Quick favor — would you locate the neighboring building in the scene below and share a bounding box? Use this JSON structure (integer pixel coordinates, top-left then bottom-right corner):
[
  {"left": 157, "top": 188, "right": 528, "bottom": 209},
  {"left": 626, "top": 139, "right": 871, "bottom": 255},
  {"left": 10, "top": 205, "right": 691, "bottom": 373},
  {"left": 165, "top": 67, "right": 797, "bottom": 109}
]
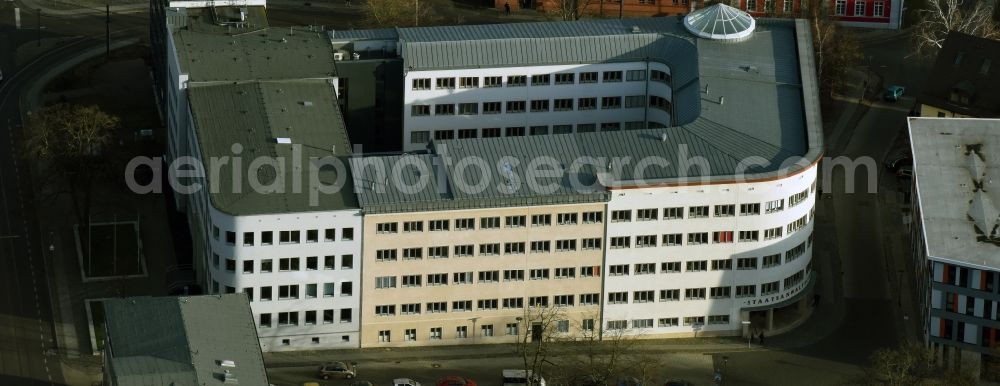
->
[
  {"left": 909, "top": 117, "right": 1000, "bottom": 378},
  {"left": 340, "top": 3, "right": 821, "bottom": 344},
  {"left": 102, "top": 294, "right": 268, "bottom": 386},
  {"left": 155, "top": 5, "right": 363, "bottom": 350},
  {"left": 918, "top": 32, "right": 1000, "bottom": 119},
  {"left": 823, "top": 0, "right": 901, "bottom": 29}
]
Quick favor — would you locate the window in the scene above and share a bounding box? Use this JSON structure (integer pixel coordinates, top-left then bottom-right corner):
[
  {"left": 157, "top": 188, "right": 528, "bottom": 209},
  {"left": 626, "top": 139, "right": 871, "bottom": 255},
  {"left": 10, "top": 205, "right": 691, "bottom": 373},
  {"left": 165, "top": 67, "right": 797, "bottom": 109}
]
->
[
  {"left": 278, "top": 312, "right": 298, "bottom": 326},
  {"left": 662, "top": 233, "right": 682, "bottom": 246},
  {"left": 530, "top": 125, "right": 549, "bottom": 135},
  {"left": 505, "top": 323, "right": 518, "bottom": 336},
  {"left": 661, "top": 262, "right": 681, "bottom": 273},
  {"left": 479, "top": 243, "right": 500, "bottom": 256},
  {"left": 503, "top": 297, "right": 524, "bottom": 309},
  {"left": 739, "top": 230, "right": 759, "bottom": 242},
  {"left": 378, "top": 330, "right": 391, "bottom": 342},
  {"left": 259, "top": 313, "right": 272, "bottom": 328},
  {"left": 530, "top": 269, "right": 550, "bottom": 280},
  {"left": 530, "top": 99, "right": 550, "bottom": 112},
  {"left": 577, "top": 97, "right": 597, "bottom": 110},
  {"left": 278, "top": 231, "right": 300, "bottom": 244},
  {"left": 583, "top": 211, "right": 603, "bottom": 223},
  {"left": 428, "top": 220, "right": 449, "bottom": 232},
  {"left": 555, "top": 73, "right": 575, "bottom": 84},
  {"left": 737, "top": 257, "right": 758, "bottom": 270},
  {"left": 278, "top": 257, "right": 300, "bottom": 271},
  {"left": 581, "top": 266, "right": 599, "bottom": 277},
  {"left": 761, "top": 281, "right": 780, "bottom": 295},
  {"left": 853, "top": 0, "right": 864, "bottom": 16},
  {"left": 765, "top": 199, "right": 784, "bottom": 213},
  {"left": 531, "top": 241, "right": 551, "bottom": 253},
  {"left": 412, "top": 78, "right": 431, "bottom": 90},
  {"left": 242, "top": 260, "right": 253, "bottom": 274},
  {"left": 506, "top": 101, "right": 526, "bottom": 113},
  {"left": 626, "top": 69, "right": 646, "bottom": 81},
  {"left": 261, "top": 231, "right": 273, "bottom": 245},
  {"left": 459, "top": 76, "right": 479, "bottom": 88},
  {"left": 503, "top": 269, "right": 524, "bottom": 281},
  {"left": 446, "top": 300, "right": 471, "bottom": 312},
  {"left": 740, "top": 203, "right": 760, "bottom": 215},
  {"left": 375, "top": 305, "right": 395, "bottom": 316},
  {"left": 687, "top": 232, "right": 708, "bottom": 245},
  {"left": 402, "top": 247, "right": 422, "bottom": 260},
  {"left": 260, "top": 286, "right": 272, "bottom": 301},
  {"left": 411, "top": 105, "right": 430, "bottom": 116},
  {"left": 481, "top": 324, "right": 494, "bottom": 337},
  {"left": 484, "top": 76, "right": 502, "bottom": 87},
  {"left": 507, "top": 75, "right": 527, "bottom": 86},
  {"left": 456, "top": 326, "right": 468, "bottom": 338},
  {"left": 787, "top": 215, "right": 808, "bottom": 234},
  {"left": 636, "top": 235, "right": 657, "bottom": 248},
  {"left": 685, "top": 288, "right": 706, "bottom": 300},
  {"left": 789, "top": 190, "right": 809, "bottom": 207},
  {"left": 401, "top": 275, "right": 421, "bottom": 287},
  {"left": 427, "top": 273, "right": 448, "bottom": 286},
  {"left": 341, "top": 282, "right": 353, "bottom": 296},
  {"left": 658, "top": 317, "right": 679, "bottom": 327},
  {"left": 582, "top": 238, "right": 601, "bottom": 250},
  {"left": 714, "top": 204, "right": 735, "bottom": 217},
  {"left": 553, "top": 124, "right": 573, "bottom": 134},
  {"left": 784, "top": 0, "right": 793, "bottom": 13},
  {"left": 427, "top": 301, "right": 447, "bottom": 313},
  {"left": 410, "top": 131, "right": 429, "bottom": 144},
  {"left": 505, "top": 242, "right": 526, "bottom": 254},
  {"left": 376, "top": 222, "right": 397, "bottom": 234},
  {"left": 505, "top": 215, "right": 526, "bottom": 228},
  {"left": 478, "top": 270, "right": 500, "bottom": 283},
  {"left": 572, "top": 294, "right": 597, "bottom": 307},
  {"left": 607, "top": 320, "right": 627, "bottom": 330},
  {"left": 404, "top": 329, "right": 416, "bottom": 341},
  {"left": 634, "top": 208, "right": 658, "bottom": 221},
  {"left": 660, "top": 289, "right": 680, "bottom": 301},
  {"left": 763, "top": 227, "right": 783, "bottom": 240},
  {"left": 554, "top": 295, "right": 574, "bottom": 307},
  {"left": 434, "top": 104, "right": 455, "bottom": 116},
  {"left": 710, "top": 286, "right": 731, "bottom": 299},
  {"left": 624, "top": 95, "right": 645, "bottom": 108},
  {"left": 746, "top": 0, "right": 757, "bottom": 10},
  {"left": 736, "top": 285, "right": 756, "bottom": 298},
  {"left": 531, "top": 214, "right": 552, "bottom": 226},
  {"left": 711, "top": 259, "right": 732, "bottom": 271},
  {"left": 458, "top": 103, "right": 478, "bottom": 115},
  {"left": 525, "top": 296, "right": 547, "bottom": 308},
  {"left": 305, "top": 283, "right": 317, "bottom": 298},
  {"left": 554, "top": 267, "right": 575, "bottom": 278},
  {"left": 322, "top": 229, "right": 335, "bottom": 242},
  {"left": 784, "top": 270, "right": 806, "bottom": 288},
  {"left": 278, "top": 285, "right": 299, "bottom": 299},
  {"left": 580, "top": 72, "right": 598, "bottom": 83},
  {"left": 786, "top": 242, "right": 807, "bottom": 263},
  {"left": 480, "top": 216, "right": 500, "bottom": 229},
  {"left": 633, "top": 290, "right": 655, "bottom": 303},
  {"left": 610, "top": 236, "right": 631, "bottom": 249},
  {"left": 650, "top": 70, "right": 671, "bottom": 84},
  {"left": 376, "top": 249, "right": 397, "bottom": 262},
  {"left": 224, "top": 258, "right": 235, "bottom": 272},
  {"left": 400, "top": 303, "right": 420, "bottom": 315},
  {"left": 602, "top": 71, "right": 623, "bottom": 82},
  {"left": 555, "top": 239, "right": 577, "bottom": 251},
  {"left": 713, "top": 231, "right": 734, "bottom": 243},
  {"left": 530, "top": 74, "right": 550, "bottom": 86},
  {"left": 436, "top": 77, "right": 455, "bottom": 89},
  {"left": 708, "top": 315, "right": 730, "bottom": 325},
  {"left": 763, "top": 254, "right": 781, "bottom": 268},
  {"left": 453, "top": 272, "right": 473, "bottom": 284},
  {"left": 454, "top": 245, "right": 474, "bottom": 257},
  {"left": 689, "top": 206, "right": 709, "bottom": 218},
  {"left": 601, "top": 96, "right": 622, "bottom": 109},
  {"left": 686, "top": 260, "right": 707, "bottom": 272},
  {"left": 611, "top": 210, "right": 631, "bottom": 222},
  {"left": 554, "top": 98, "right": 574, "bottom": 111},
  {"left": 764, "top": 0, "right": 773, "bottom": 12},
  {"left": 341, "top": 255, "right": 353, "bottom": 269},
  {"left": 342, "top": 228, "right": 354, "bottom": 241},
  {"left": 609, "top": 292, "right": 628, "bottom": 304},
  {"left": 505, "top": 127, "right": 525, "bottom": 136},
  {"left": 243, "top": 232, "right": 254, "bottom": 246},
  {"left": 260, "top": 259, "right": 273, "bottom": 273}
]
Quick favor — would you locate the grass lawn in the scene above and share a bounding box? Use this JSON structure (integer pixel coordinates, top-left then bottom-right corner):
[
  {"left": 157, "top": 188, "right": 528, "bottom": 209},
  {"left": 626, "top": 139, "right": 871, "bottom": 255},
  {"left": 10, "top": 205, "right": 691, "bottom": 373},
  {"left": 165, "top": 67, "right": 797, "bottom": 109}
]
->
[
  {"left": 81, "top": 223, "right": 142, "bottom": 278},
  {"left": 88, "top": 300, "right": 106, "bottom": 352}
]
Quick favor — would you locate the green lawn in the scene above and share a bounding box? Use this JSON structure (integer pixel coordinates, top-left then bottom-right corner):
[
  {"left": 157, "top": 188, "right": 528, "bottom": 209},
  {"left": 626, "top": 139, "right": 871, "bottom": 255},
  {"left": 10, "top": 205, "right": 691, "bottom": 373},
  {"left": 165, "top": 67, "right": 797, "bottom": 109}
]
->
[{"left": 81, "top": 223, "right": 142, "bottom": 278}]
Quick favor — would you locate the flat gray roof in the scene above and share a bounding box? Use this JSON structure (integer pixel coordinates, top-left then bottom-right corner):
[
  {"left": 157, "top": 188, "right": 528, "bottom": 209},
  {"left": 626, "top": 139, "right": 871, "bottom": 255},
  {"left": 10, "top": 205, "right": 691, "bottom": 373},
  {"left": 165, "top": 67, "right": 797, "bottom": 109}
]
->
[
  {"left": 910, "top": 118, "right": 1000, "bottom": 270},
  {"left": 104, "top": 294, "right": 268, "bottom": 386}
]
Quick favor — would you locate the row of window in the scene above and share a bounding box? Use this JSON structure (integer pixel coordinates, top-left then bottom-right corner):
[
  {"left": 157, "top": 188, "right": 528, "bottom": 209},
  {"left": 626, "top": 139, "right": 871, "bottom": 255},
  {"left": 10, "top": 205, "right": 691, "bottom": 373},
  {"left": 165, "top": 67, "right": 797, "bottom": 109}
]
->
[
  {"left": 374, "top": 294, "right": 601, "bottom": 316},
  {"left": 743, "top": 0, "right": 793, "bottom": 13},
  {"left": 410, "top": 69, "right": 670, "bottom": 91},
  {"left": 377, "top": 319, "right": 591, "bottom": 342},
  {"left": 213, "top": 254, "right": 354, "bottom": 273},
  {"left": 608, "top": 217, "right": 809, "bottom": 249},
  {"left": 374, "top": 267, "right": 601, "bottom": 288},
  {"left": 375, "top": 212, "right": 603, "bottom": 234},
  {"left": 607, "top": 242, "right": 808, "bottom": 275},
  {"left": 374, "top": 239, "right": 604, "bottom": 260},
  {"left": 409, "top": 121, "right": 667, "bottom": 143},
  {"left": 606, "top": 270, "right": 806, "bottom": 304},
  {"left": 609, "top": 198, "right": 807, "bottom": 223},
  {"left": 258, "top": 308, "right": 354, "bottom": 328},
  {"left": 410, "top": 95, "right": 670, "bottom": 117},
  {"left": 212, "top": 226, "right": 355, "bottom": 246},
  {"left": 829, "top": 0, "right": 887, "bottom": 17},
  {"left": 607, "top": 315, "right": 730, "bottom": 330},
  {"left": 244, "top": 282, "right": 354, "bottom": 302}
]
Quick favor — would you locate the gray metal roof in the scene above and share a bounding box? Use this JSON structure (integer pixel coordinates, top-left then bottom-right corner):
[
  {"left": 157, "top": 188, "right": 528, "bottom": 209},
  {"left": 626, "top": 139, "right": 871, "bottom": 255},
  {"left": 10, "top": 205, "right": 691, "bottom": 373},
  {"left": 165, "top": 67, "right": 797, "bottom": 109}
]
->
[
  {"left": 104, "top": 294, "right": 268, "bottom": 386},
  {"left": 350, "top": 19, "right": 821, "bottom": 213},
  {"left": 187, "top": 80, "right": 358, "bottom": 215},
  {"left": 909, "top": 118, "right": 1000, "bottom": 270}
]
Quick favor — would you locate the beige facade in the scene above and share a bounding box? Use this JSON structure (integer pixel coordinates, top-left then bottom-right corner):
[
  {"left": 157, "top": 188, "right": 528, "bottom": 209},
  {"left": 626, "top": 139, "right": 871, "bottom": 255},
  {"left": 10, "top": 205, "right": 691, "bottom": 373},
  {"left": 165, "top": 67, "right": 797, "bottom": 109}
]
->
[
  {"left": 360, "top": 202, "right": 606, "bottom": 347},
  {"left": 920, "top": 103, "right": 973, "bottom": 119}
]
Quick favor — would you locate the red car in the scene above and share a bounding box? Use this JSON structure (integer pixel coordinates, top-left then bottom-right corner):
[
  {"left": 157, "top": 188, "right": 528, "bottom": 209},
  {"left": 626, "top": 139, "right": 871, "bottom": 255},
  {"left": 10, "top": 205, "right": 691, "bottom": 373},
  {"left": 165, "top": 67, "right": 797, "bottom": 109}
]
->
[{"left": 436, "top": 376, "right": 477, "bottom": 386}]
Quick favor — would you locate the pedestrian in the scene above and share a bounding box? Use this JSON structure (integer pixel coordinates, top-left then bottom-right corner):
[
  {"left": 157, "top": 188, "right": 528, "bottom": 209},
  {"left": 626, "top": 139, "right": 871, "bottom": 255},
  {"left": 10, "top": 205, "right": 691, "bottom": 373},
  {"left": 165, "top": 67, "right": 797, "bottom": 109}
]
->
[
  {"left": 504, "top": 0, "right": 511, "bottom": 16},
  {"left": 758, "top": 331, "right": 765, "bottom": 344}
]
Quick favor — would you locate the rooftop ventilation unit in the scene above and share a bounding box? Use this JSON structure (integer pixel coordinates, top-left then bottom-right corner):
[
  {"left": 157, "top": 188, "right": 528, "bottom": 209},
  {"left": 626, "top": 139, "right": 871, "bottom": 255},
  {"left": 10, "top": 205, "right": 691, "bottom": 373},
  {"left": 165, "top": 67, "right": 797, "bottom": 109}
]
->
[
  {"left": 220, "top": 359, "right": 236, "bottom": 368},
  {"left": 334, "top": 52, "right": 345, "bottom": 61},
  {"left": 301, "top": 101, "right": 314, "bottom": 107},
  {"left": 631, "top": 26, "right": 640, "bottom": 33},
  {"left": 352, "top": 52, "right": 361, "bottom": 60},
  {"left": 223, "top": 370, "right": 239, "bottom": 384},
  {"left": 276, "top": 137, "right": 292, "bottom": 144}
]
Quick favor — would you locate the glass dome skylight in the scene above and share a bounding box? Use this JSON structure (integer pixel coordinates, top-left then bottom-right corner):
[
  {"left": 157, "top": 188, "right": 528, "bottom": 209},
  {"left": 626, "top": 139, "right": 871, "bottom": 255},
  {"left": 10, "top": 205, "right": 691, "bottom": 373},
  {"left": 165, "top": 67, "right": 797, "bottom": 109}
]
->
[{"left": 683, "top": 3, "right": 756, "bottom": 41}]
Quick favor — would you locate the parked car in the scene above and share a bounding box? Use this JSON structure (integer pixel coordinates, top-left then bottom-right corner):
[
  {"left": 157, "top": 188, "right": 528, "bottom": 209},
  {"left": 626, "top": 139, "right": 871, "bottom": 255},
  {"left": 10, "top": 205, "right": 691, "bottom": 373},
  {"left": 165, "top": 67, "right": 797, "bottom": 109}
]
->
[
  {"left": 502, "top": 369, "right": 546, "bottom": 386},
  {"left": 884, "top": 155, "right": 912, "bottom": 172},
  {"left": 884, "top": 85, "right": 906, "bottom": 101},
  {"left": 395, "top": 378, "right": 422, "bottom": 386},
  {"left": 437, "top": 376, "right": 477, "bottom": 386},
  {"left": 317, "top": 361, "right": 356, "bottom": 379}
]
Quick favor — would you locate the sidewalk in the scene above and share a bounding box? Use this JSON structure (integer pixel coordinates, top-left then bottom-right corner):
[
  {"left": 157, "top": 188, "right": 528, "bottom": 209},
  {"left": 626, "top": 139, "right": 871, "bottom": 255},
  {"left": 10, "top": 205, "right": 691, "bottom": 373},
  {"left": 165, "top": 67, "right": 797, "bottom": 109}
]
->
[{"left": 14, "top": 0, "right": 146, "bottom": 17}]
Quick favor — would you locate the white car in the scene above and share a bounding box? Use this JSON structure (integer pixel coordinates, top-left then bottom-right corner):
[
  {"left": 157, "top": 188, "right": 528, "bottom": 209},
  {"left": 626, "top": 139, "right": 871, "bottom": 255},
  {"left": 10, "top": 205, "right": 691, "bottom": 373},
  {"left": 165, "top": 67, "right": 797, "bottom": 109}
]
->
[
  {"left": 502, "top": 370, "right": 546, "bottom": 386},
  {"left": 395, "top": 378, "right": 422, "bottom": 386}
]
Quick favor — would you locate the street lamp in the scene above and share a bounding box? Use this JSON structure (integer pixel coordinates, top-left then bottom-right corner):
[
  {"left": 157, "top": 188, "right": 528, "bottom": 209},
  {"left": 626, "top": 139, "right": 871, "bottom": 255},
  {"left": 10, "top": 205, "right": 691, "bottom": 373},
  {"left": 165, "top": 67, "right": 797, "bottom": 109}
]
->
[
  {"left": 741, "top": 320, "right": 752, "bottom": 349},
  {"left": 515, "top": 316, "right": 523, "bottom": 344},
  {"left": 470, "top": 317, "right": 479, "bottom": 344}
]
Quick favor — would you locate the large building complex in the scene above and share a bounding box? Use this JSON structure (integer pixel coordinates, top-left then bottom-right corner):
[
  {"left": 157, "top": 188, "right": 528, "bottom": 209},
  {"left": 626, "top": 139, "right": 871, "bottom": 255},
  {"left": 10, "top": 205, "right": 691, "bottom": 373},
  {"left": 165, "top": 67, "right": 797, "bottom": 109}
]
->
[
  {"left": 153, "top": 0, "right": 821, "bottom": 350},
  {"left": 909, "top": 118, "right": 1000, "bottom": 378}
]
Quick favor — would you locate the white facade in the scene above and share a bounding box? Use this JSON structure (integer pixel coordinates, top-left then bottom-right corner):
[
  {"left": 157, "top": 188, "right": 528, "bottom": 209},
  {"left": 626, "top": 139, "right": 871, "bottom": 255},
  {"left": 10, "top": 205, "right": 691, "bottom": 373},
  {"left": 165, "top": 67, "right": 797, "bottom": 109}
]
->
[
  {"left": 603, "top": 164, "right": 818, "bottom": 336},
  {"left": 401, "top": 62, "right": 674, "bottom": 152},
  {"left": 205, "top": 208, "right": 363, "bottom": 351}
]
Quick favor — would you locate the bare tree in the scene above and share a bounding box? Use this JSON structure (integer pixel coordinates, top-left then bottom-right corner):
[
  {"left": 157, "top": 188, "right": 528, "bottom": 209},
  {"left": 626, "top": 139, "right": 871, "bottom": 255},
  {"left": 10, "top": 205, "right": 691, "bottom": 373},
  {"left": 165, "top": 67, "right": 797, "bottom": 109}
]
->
[
  {"left": 801, "top": 0, "right": 862, "bottom": 95},
  {"left": 516, "top": 306, "right": 568, "bottom": 385},
  {"left": 913, "top": 0, "right": 1000, "bottom": 57},
  {"left": 855, "top": 342, "right": 976, "bottom": 386},
  {"left": 549, "top": 0, "right": 597, "bottom": 21},
  {"left": 560, "top": 316, "right": 660, "bottom": 385},
  {"left": 364, "top": 0, "right": 450, "bottom": 27},
  {"left": 20, "top": 104, "right": 120, "bottom": 260}
]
